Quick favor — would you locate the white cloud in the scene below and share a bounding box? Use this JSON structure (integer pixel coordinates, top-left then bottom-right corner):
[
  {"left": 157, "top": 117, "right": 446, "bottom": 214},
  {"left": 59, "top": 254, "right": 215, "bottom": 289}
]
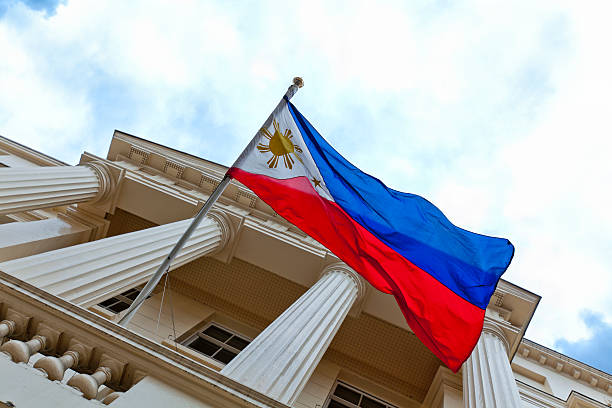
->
[{"left": 0, "top": 0, "right": 610, "bottom": 354}]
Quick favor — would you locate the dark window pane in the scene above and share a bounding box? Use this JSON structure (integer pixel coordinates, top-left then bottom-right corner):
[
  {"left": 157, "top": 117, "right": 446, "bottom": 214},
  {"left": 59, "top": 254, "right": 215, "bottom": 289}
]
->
[
  {"left": 99, "top": 298, "right": 118, "bottom": 307},
  {"left": 214, "top": 348, "right": 237, "bottom": 364},
  {"left": 187, "top": 337, "right": 219, "bottom": 356},
  {"left": 108, "top": 301, "right": 130, "bottom": 313},
  {"left": 334, "top": 385, "right": 361, "bottom": 405},
  {"left": 123, "top": 290, "right": 140, "bottom": 300},
  {"left": 329, "top": 400, "right": 351, "bottom": 408},
  {"left": 360, "top": 396, "right": 385, "bottom": 408},
  {"left": 227, "top": 336, "right": 250, "bottom": 350},
  {"left": 203, "top": 325, "right": 232, "bottom": 342}
]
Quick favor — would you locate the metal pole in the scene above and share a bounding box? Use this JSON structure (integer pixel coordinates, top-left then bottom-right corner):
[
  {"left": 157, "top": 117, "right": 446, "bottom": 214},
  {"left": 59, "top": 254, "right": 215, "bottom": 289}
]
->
[
  {"left": 118, "top": 77, "right": 303, "bottom": 326},
  {"left": 118, "top": 175, "right": 231, "bottom": 326}
]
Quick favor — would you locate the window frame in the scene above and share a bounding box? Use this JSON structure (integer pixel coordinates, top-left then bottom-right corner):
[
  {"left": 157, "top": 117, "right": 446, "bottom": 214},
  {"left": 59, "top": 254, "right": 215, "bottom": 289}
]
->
[
  {"left": 323, "top": 381, "right": 397, "bottom": 408},
  {"left": 181, "top": 322, "right": 251, "bottom": 365},
  {"left": 97, "top": 287, "right": 143, "bottom": 314}
]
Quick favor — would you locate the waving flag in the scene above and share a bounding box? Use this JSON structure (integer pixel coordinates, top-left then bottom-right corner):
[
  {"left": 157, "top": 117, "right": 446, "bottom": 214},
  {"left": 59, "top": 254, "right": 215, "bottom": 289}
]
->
[{"left": 227, "top": 96, "right": 514, "bottom": 371}]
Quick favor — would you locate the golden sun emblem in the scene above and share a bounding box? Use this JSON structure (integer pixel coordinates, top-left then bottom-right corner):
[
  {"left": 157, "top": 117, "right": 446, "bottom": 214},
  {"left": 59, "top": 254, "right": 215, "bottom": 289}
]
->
[{"left": 257, "top": 120, "right": 304, "bottom": 169}]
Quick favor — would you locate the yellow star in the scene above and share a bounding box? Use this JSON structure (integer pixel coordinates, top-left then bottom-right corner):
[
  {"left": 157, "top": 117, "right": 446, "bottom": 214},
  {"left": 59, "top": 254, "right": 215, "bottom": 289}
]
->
[{"left": 311, "top": 177, "right": 322, "bottom": 188}]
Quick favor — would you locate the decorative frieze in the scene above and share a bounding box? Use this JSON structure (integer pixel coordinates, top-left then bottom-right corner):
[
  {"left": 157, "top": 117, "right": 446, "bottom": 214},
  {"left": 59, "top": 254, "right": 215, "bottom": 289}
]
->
[
  {"left": 128, "top": 146, "right": 150, "bottom": 165},
  {"left": 235, "top": 190, "right": 257, "bottom": 208},
  {"left": 199, "top": 174, "right": 219, "bottom": 191},
  {"left": 163, "top": 160, "right": 185, "bottom": 179}
]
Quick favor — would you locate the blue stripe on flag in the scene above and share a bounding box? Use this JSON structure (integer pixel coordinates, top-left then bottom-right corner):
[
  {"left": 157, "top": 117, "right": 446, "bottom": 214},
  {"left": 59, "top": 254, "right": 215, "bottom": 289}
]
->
[{"left": 286, "top": 100, "right": 514, "bottom": 309}]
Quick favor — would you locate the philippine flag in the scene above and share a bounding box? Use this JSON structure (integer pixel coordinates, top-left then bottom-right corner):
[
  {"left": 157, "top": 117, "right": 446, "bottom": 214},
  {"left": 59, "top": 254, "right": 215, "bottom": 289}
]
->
[{"left": 227, "top": 96, "right": 514, "bottom": 372}]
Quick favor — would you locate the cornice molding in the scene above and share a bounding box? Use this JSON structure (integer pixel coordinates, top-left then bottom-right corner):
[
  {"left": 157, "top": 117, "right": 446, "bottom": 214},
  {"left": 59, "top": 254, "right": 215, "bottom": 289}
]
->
[
  {"left": 0, "top": 135, "right": 67, "bottom": 166},
  {"left": 517, "top": 339, "right": 612, "bottom": 397}
]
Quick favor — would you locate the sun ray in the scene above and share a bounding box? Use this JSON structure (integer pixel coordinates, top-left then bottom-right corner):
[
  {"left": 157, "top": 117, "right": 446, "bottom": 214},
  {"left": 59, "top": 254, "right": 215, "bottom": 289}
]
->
[
  {"left": 257, "top": 120, "right": 304, "bottom": 169},
  {"left": 260, "top": 128, "right": 273, "bottom": 139}
]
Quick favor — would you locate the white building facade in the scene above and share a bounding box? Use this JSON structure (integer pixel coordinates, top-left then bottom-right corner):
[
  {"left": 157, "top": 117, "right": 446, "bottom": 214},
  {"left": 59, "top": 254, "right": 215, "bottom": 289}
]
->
[{"left": 0, "top": 132, "right": 610, "bottom": 408}]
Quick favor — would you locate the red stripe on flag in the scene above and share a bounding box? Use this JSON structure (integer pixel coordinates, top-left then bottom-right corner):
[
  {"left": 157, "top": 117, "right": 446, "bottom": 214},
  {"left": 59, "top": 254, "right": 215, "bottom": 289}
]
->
[{"left": 228, "top": 167, "right": 483, "bottom": 371}]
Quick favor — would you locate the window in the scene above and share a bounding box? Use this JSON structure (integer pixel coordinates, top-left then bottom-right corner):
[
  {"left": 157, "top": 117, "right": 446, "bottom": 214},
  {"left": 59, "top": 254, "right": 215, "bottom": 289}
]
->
[
  {"left": 324, "top": 382, "right": 396, "bottom": 408},
  {"left": 182, "top": 323, "right": 250, "bottom": 364},
  {"left": 97, "top": 288, "right": 143, "bottom": 314}
]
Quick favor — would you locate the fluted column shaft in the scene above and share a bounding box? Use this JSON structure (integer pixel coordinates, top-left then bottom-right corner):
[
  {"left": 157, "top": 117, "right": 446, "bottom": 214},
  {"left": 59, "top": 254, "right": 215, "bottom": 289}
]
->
[
  {"left": 0, "top": 210, "right": 231, "bottom": 307},
  {"left": 221, "top": 263, "right": 364, "bottom": 405},
  {"left": 463, "top": 321, "right": 522, "bottom": 408},
  {"left": 0, "top": 163, "right": 112, "bottom": 215}
]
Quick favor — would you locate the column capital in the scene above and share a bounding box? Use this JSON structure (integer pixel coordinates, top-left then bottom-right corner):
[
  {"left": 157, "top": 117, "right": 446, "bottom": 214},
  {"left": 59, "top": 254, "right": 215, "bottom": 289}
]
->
[
  {"left": 482, "top": 319, "right": 510, "bottom": 353},
  {"left": 207, "top": 208, "right": 234, "bottom": 253},
  {"left": 83, "top": 161, "right": 115, "bottom": 205},
  {"left": 321, "top": 262, "right": 367, "bottom": 304}
]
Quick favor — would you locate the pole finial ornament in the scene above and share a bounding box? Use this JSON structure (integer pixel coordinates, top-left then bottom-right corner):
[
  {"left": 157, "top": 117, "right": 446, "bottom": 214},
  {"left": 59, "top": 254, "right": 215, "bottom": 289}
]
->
[{"left": 293, "top": 77, "right": 304, "bottom": 88}]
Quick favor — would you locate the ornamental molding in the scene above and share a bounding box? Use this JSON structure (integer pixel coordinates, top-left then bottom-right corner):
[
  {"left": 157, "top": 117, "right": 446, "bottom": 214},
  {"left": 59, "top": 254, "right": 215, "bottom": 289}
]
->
[
  {"left": 517, "top": 339, "right": 612, "bottom": 396},
  {"left": 128, "top": 146, "right": 151, "bottom": 165},
  {"left": 517, "top": 380, "right": 611, "bottom": 408}
]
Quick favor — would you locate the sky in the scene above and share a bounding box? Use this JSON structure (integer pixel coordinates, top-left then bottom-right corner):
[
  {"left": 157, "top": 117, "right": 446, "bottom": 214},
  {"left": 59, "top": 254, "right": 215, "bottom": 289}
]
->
[{"left": 0, "top": 0, "right": 610, "bottom": 373}]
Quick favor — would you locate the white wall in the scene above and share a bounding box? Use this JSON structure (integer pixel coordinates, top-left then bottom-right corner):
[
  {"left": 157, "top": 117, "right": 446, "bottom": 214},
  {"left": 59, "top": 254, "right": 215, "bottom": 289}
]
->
[{"left": 0, "top": 357, "right": 98, "bottom": 407}]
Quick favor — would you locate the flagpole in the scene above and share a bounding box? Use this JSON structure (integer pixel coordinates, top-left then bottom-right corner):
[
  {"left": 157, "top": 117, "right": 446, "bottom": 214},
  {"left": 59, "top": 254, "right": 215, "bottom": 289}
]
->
[{"left": 118, "top": 77, "right": 304, "bottom": 327}]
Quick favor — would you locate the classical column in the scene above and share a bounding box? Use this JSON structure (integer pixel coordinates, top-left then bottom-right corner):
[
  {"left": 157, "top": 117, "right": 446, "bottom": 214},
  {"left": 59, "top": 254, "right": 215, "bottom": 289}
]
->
[
  {"left": 0, "top": 216, "right": 93, "bottom": 262},
  {"left": 221, "top": 263, "right": 365, "bottom": 405},
  {"left": 0, "top": 210, "right": 232, "bottom": 307},
  {"left": 0, "top": 162, "right": 113, "bottom": 215},
  {"left": 463, "top": 321, "right": 522, "bottom": 408}
]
